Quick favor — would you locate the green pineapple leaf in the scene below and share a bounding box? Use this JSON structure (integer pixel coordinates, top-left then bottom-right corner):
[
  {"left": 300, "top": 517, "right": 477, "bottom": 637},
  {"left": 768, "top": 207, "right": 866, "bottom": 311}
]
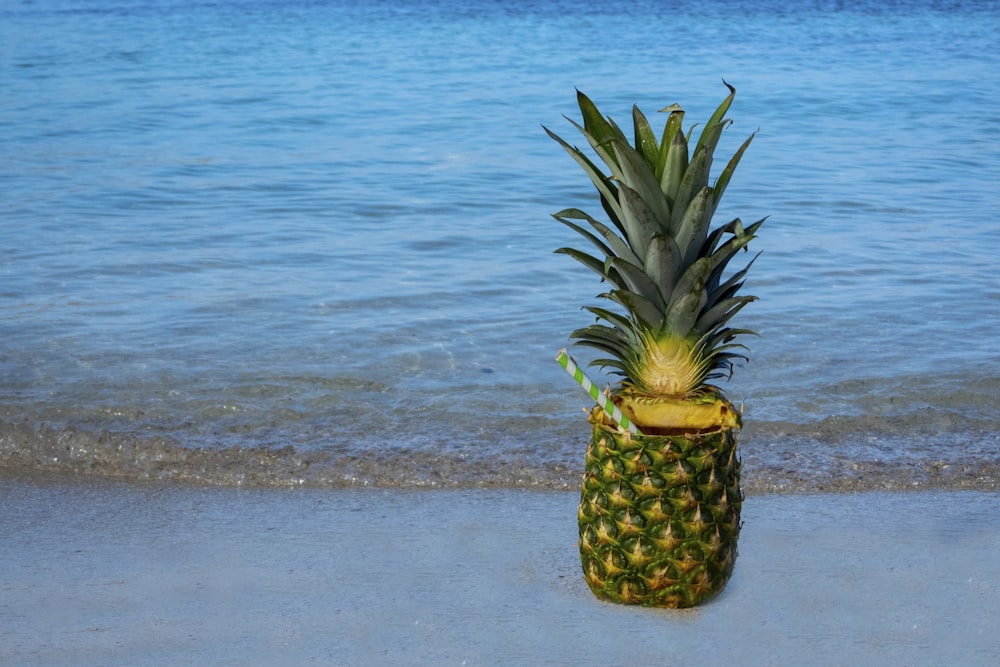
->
[
  {"left": 544, "top": 126, "right": 624, "bottom": 232},
  {"left": 632, "top": 105, "right": 660, "bottom": 169},
  {"left": 611, "top": 137, "right": 672, "bottom": 227},
  {"left": 712, "top": 132, "right": 756, "bottom": 215},
  {"left": 643, "top": 234, "right": 683, "bottom": 305},
  {"left": 660, "top": 126, "right": 688, "bottom": 207},
  {"left": 551, "top": 84, "right": 763, "bottom": 398},
  {"left": 553, "top": 209, "right": 643, "bottom": 267},
  {"left": 694, "top": 80, "right": 736, "bottom": 155},
  {"left": 616, "top": 181, "right": 661, "bottom": 257},
  {"left": 672, "top": 186, "right": 714, "bottom": 266}
]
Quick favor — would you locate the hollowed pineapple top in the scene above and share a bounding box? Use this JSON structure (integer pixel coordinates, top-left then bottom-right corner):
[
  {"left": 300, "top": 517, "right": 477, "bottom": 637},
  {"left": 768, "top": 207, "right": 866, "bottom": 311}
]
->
[{"left": 548, "top": 84, "right": 764, "bottom": 431}]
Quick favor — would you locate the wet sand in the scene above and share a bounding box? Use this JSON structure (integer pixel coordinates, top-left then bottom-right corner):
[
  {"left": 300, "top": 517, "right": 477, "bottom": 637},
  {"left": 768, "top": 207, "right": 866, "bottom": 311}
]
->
[{"left": 2, "top": 478, "right": 998, "bottom": 665}]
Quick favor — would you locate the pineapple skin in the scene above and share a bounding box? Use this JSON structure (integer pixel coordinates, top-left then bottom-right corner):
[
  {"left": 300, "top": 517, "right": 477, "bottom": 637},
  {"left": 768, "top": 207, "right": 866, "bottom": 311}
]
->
[{"left": 578, "top": 405, "right": 742, "bottom": 608}]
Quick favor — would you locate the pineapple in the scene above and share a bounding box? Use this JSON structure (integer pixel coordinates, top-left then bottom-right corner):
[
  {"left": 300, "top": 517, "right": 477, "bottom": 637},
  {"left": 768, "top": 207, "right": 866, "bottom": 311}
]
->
[{"left": 548, "top": 83, "right": 764, "bottom": 607}]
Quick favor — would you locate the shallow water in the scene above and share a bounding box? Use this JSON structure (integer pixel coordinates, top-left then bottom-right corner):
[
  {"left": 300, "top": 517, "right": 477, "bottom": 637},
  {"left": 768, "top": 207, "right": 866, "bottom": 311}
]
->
[{"left": 2, "top": 0, "right": 999, "bottom": 490}]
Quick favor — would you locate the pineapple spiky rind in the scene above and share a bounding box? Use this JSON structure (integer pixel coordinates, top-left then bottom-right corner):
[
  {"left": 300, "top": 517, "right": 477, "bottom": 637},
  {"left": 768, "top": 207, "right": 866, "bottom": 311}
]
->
[{"left": 579, "top": 406, "right": 742, "bottom": 608}]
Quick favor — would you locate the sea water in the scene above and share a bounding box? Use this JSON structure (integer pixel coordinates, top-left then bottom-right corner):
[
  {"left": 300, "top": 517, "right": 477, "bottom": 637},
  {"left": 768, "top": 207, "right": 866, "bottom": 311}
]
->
[{"left": 2, "top": 0, "right": 999, "bottom": 491}]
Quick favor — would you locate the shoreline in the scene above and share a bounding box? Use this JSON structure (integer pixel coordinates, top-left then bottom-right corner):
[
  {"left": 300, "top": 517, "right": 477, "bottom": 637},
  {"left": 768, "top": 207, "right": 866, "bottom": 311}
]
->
[{"left": 2, "top": 480, "right": 999, "bottom": 665}]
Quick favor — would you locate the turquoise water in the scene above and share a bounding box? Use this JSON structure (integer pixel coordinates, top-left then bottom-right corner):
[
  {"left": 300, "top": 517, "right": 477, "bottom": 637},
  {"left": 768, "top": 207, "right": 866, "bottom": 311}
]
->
[{"left": 2, "top": 0, "right": 999, "bottom": 490}]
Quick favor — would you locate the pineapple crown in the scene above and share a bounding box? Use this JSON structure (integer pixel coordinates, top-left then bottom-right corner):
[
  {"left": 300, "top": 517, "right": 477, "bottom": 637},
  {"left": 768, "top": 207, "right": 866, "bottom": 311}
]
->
[{"left": 546, "top": 83, "right": 765, "bottom": 397}]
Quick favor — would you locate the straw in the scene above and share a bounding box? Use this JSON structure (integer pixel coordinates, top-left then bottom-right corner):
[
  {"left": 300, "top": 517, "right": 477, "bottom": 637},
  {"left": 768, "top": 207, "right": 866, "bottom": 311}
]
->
[{"left": 554, "top": 349, "right": 640, "bottom": 434}]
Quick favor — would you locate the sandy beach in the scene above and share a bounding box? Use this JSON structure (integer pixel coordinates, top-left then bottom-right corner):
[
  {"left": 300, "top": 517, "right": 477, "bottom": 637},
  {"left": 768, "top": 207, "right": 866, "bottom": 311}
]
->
[{"left": 2, "top": 477, "right": 998, "bottom": 666}]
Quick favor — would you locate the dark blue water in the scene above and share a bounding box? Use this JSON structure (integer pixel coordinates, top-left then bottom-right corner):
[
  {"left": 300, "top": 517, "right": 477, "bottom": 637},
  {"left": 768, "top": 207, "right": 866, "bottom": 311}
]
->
[{"left": 2, "top": 0, "right": 999, "bottom": 490}]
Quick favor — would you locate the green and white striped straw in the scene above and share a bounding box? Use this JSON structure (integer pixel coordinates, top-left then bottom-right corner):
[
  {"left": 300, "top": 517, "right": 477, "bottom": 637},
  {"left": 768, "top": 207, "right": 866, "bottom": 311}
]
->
[{"left": 554, "top": 349, "right": 640, "bottom": 434}]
